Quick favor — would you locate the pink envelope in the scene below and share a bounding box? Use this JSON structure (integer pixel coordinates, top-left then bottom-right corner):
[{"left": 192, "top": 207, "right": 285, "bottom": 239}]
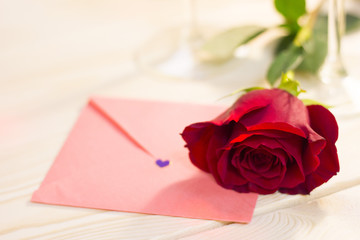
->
[{"left": 31, "top": 97, "right": 258, "bottom": 223}]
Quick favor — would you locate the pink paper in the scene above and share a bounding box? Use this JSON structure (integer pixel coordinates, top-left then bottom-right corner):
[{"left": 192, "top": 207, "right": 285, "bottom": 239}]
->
[{"left": 32, "top": 97, "right": 258, "bottom": 223}]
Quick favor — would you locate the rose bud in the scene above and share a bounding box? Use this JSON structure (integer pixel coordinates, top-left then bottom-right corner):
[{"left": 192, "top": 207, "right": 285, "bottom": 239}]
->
[{"left": 181, "top": 89, "right": 339, "bottom": 195}]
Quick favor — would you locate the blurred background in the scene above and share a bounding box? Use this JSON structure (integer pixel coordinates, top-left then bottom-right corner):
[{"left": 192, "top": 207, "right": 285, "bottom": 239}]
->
[{"left": 1, "top": 0, "right": 360, "bottom": 150}]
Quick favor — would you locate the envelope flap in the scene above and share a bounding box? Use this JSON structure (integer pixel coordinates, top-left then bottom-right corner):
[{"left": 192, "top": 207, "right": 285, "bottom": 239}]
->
[
  {"left": 90, "top": 97, "right": 225, "bottom": 159},
  {"left": 32, "top": 97, "right": 258, "bottom": 223}
]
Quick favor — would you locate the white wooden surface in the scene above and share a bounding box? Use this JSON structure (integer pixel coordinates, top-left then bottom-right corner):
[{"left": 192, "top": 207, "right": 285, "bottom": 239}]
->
[{"left": 1, "top": 0, "right": 360, "bottom": 239}]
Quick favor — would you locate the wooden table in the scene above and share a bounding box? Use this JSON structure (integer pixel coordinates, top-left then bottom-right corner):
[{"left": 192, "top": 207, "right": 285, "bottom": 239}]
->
[{"left": 2, "top": 0, "right": 360, "bottom": 239}]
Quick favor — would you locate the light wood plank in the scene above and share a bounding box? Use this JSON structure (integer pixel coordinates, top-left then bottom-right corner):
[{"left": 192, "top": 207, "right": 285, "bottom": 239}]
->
[{"left": 2, "top": 0, "right": 360, "bottom": 239}]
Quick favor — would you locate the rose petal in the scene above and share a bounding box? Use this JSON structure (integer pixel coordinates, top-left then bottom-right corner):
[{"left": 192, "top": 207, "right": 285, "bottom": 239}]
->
[
  {"left": 276, "top": 137, "right": 305, "bottom": 176},
  {"left": 231, "top": 145, "right": 249, "bottom": 169},
  {"left": 248, "top": 182, "right": 278, "bottom": 194},
  {"left": 235, "top": 135, "right": 284, "bottom": 149},
  {"left": 239, "top": 153, "right": 251, "bottom": 169},
  {"left": 232, "top": 139, "right": 290, "bottom": 179},
  {"left": 307, "top": 105, "right": 339, "bottom": 174},
  {"left": 233, "top": 182, "right": 278, "bottom": 194},
  {"left": 315, "top": 143, "right": 339, "bottom": 178},
  {"left": 212, "top": 90, "right": 271, "bottom": 125},
  {"left": 228, "top": 122, "right": 247, "bottom": 142},
  {"left": 279, "top": 162, "right": 305, "bottom": 188},
  {"left": 235, "top": 89, "right": 310, "bottom": 132},
  {"left": 239, "top": 159, "right": 285, "bottom": 189},
  {"left": 247, "top": 122, "right": 306, "bottom": 138},
  {"left": 181, "top": 122, "right": 216, "bottom": 172},
  {"left": 275, "top": 136, "right": 303, "bottom": 160},
  {"left": 232, "top": 184, "right": 250, "bottom": 193},
  {"left": 257, "top": 153, "right": 285, "bottom": 178},
  {"left": 302, "top": 131, "right": 326, "bottom": 174},
  {"left": 307, "top": 105, "right": 339, "bottom": 143},
  {"left": 181, "top": 90, "right": 340, "bottom": 196},
  {"left": 279, "top": 182, "right": 309, "bottom": 195},
  {"left": 260, "top": 146, "right": 289, "bottom": 166},
  {"left": 286, "top": 135, "right": 340, "bottom": 194},
  {"left": 248, "top": 128, "right": 304, "bottom": 139},
  {"left": 248, "top": 149, "right": 275, "bottom": 173},
  {"left": 205, "top": 124, "right": 235, "bottom": 184},
  {"left": 282, "top": 106, "right": 340, "bottom": 194},
  {"left": 261, "top": 161, "right": 283, "bottom": 178},
  {"left": 217, "top": 151, "right": 248, "bottom": 188}
]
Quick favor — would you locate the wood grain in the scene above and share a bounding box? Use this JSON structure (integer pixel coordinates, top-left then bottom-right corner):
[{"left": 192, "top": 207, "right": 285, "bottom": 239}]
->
[{"left": 1, "top": 0, "right": 360, "bottom": 239}]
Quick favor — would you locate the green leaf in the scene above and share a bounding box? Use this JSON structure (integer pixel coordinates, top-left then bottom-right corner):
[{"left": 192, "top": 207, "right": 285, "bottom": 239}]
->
[
  {"left": 295, "top": 31, "right": 327, "bottom": 73},
  {"left": 274, "top": 0, "right": 306, "bottom": 22},
  {"left": 295, "top": 13, "right": 360, "bottom": 74},
  {"left": 346, "top": 14, "right": 360, "bottom": 33},
  {"left": 295, "top": 13, "right": 327, "bottom": 73},
  {"left": 277, "top": 72, "right": 305, "bottom": 96},
  {"left": 274, "top": 33, "right": 296, "bottom": 55},
  {"left": 198, "top": 25, "right": 266, "bottom": 63},
  {"left": 315, "top": 13, "right": 360, "bottom": 34},
  {"left": 218, "top": 87, "right": 265, "bottom": 100},
  {"left": 280, "top": 21, "right": 301, "bottom": 34},
  {"left": 267, "top": 44, "right": 304, "bottom": 86},
  {"left": 301, "top": 99, "right": 333, "bottom": 109},
  {"left": 296, "top": 37, "right": 327, "bottom": 73}
]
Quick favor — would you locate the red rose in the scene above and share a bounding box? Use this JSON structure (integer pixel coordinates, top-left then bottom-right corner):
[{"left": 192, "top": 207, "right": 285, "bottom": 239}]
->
[{"left": 181, "top": 89, "right": 339, "bottom": 195}]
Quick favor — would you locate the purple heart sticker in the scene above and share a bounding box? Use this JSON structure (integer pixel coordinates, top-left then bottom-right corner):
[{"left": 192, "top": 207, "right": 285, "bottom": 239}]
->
[{"left": 156, "top": 159, "right": 170, "bottom": 168}]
